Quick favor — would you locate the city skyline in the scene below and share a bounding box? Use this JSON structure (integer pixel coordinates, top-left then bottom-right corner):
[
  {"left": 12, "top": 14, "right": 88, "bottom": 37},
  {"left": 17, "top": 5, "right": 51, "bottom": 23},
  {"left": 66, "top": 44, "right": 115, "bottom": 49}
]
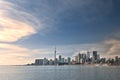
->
[
  {"left": 0, "top": 0, "right": 120, "bottom": 65},
  {"left": 28, "top": 50, "right": 120, "bottom": 66}
]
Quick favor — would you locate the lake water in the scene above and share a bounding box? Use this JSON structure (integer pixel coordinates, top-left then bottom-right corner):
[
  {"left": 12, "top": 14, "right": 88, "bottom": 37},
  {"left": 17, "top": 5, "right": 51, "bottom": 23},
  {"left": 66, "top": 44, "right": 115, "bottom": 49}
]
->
[{"left": 0, "top": 65, "right": 120, "bottom": 80}]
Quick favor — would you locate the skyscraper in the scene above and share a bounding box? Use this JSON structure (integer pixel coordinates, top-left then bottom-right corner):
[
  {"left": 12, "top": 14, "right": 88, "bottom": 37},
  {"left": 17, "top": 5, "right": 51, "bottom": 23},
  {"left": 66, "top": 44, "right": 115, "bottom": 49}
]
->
[
  {"left": 59, "top": 55, "right": 61, "bottom": 62},
  {"left": 35, "top": 59, "right": 43, "bottom": 65},
  {"left": 67, "top": 57, "right": 71, "bottom": 64},
  {"left": 61, "top": 58, "right": 65, "bottom": 63},
  {"left": 54, "top": 47, "right": 57, "bottom": 65},
  {"left": 87, "top": 51, "right": 90, "bottom": 59},
  {"left": 43, "top": 57, "right": 49, "bottom": 65},
  {"left": 75, "top": 55, "right": 78, "bottom": 63},
  {"left": 49, "top": 59, "right": 54, "bottom": 65},
  {"left": 78, "top": 53, "right": 81, "bottom": 63},
  {"left": 93, "top": 51, "right": 98, "bottom": 63}
]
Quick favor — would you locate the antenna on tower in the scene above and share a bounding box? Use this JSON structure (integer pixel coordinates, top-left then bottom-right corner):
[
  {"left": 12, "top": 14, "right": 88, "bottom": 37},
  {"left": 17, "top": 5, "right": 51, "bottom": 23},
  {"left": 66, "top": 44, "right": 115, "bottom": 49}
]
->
[{"left": 54, "top": 46, "right": 57, "bottom": 65}]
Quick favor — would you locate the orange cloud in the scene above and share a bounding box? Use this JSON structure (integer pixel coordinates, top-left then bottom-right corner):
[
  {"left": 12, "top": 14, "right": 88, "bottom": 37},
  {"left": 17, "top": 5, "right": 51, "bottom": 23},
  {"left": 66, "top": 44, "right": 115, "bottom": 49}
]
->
[
  {"left": 0, "top": 16, "right": 36, "bottom": 42},
  {"left": 0, "top": 0, "right": 42, "bottom": 42},
  {"left": 0, "top": 43, "right": 28, "bottom": 51},
  {"left": 0, "top": 43, "right": 53, "bottom": 65},
  {"left": 0, "top": 43, "right": 33, "bottom": 65},
  {"left": 105, "top": 39, "right": 120, "bottom": 55}
]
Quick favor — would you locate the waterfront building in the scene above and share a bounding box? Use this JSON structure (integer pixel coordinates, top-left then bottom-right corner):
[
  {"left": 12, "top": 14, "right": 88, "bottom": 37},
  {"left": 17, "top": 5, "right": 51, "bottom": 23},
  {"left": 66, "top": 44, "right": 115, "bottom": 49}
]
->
[
  {"left": 97, "top": 54, "right": 100, "bottom": 63},
  {"left": 81, "top": 54, "right": 86, "bottom": 64},
  {"left": 93, "top": 51, "right": 98, "bottom": 63},
  {"left": 75, "top": 55, "right": 79, "bottom": 63},
  {"left": 35, "top": 59, "right": 43, "bottom": 65},
  {"left": 118, "top": 58, "right": 120, "bottom": 62},
  {"left": 86, "top": 51, "right": 90, "bottom": 63},
  {"left": 87, "top": 51, "right": 90, "bottom": 59},
  {"left": 65, "top": 58, "right": 67, "bottom": 63},
  {"left": 100, "top": 58, "right": 106, "bottom": 63},
  {"left": 49, "top": 59, "right": 54, "bottom": 65},
  {"left": 78, "top": 53, "right": 81, "bottom": 63},
  {"left": 115, "top": 56, "right": 119, "bottom": 62},
  {"left": 43, "top": 57, "right": 49, "bottom": 65},
  {"left": 61, "top": 58, "right": 65, "bottom": 63},
  {"left": 59, "top": 55, "right": 62, "bottom": 62},
  {"left": 67, "top": 57, "right": 71, "bottom": 64},
  {"left": 54, "top": 47, "right": 57, "bottom": 65}
]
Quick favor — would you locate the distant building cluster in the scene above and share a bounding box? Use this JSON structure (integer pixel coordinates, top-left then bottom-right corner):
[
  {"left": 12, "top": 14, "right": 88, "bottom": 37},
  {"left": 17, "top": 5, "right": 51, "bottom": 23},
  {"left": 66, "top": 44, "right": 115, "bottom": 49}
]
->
[
  {"left": 72, "top": 51, "right": 100, "bottom": 64},
  {"left": 105, "top": 56, "right": 120, "bottom": 66},
  {"left": 27, "top": 50, "right": 120, "bottom": 66},
  {"left": 29, "top": 55, "right": 71, "bottom": 66},
  {"left": 72, "top": 51, "right": 120, "bottom": 66}
]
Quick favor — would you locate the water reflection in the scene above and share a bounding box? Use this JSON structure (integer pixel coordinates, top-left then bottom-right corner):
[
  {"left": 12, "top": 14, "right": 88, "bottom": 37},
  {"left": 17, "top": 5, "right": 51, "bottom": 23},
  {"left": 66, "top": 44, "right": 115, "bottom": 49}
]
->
[{"left": 0, "top": 65, "right": 120, "bottom": 80}]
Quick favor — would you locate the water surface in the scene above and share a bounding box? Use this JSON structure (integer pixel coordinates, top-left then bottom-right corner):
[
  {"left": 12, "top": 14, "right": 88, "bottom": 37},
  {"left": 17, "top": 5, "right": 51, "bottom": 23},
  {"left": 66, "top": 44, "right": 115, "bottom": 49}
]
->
[{"left": 0, "top": 65, "right": 120, "bottom": 80}]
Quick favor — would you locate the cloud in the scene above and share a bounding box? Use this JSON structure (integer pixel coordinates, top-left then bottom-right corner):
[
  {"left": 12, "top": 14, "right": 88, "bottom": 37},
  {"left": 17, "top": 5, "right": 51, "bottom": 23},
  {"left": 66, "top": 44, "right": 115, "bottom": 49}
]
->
[
  {"left": 0, "top": 43, "right": 28, "bottom": 51},
  {"left": 0, "top": 17, "right": 36, "bottom": 42},
  {"left": 55, "top": 0, "right": 113, "bottom": 22},
  {"left": 0, "top": 0, "right": 113, "bottom": 42},
  {"left": 0, "top": 43, "right": 54, "bottom": 65},
  {"left": 0, "top": 43, "right": 48, "bottom": 65},
  {"left": 0, "top": 43, "right": 30, "bottom": 65},
  {"left": 0, "top": 0, "right": 42, "bottom": 42},
  {"left": 61, "top": 31, "right": 120, "bottom": 58},
  {"left": 104, "top": 32, "right": 120, "bottom": 55}
]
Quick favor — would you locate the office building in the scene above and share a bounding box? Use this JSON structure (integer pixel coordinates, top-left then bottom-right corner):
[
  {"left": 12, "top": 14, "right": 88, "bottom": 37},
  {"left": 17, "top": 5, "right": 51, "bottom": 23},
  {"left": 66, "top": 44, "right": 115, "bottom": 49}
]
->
[
  {"left": 93, "top": 51, "right": 98, "bottom": 61},
  {"left": 59, "top": 55, "right": 62, "bottom": 62},
  {"left": 67, "top": 57, "right": 71, "bottom": 64},
  {"left": 75, "top": 55, "right": 79, "bottom": 63},
  {"left": 49, "top": 59, "right": 54, "bottom": 65},
  {"left": 35, "top": 59, "right": 43, "bottom": 65},
  {"left": 87, "top": 51, "right": 90, "bottom": 59},
  {"left": 61, "top": 58, "right": 65, "bottom": 63},
  {"left": 43, "top": 57, "right": 49, "bottom": 65},
  {"left": 115, "top": 56, "right": 119, "bottom": 62},
  {"left": 78, "top": 53, "right": 81, "bottom": 63},
  {"left": 54, "top": 47, "right": 57, "bottom": 65}
]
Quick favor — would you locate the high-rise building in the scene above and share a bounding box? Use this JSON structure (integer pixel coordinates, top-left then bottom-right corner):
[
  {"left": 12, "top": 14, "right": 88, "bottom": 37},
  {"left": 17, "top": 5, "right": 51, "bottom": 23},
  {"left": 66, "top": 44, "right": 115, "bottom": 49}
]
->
[
  {"left": 65, "top": 59, "right": 67, "bottom": 63},
  {"left": 59, "top": 55, "right": 61, "bottom": 62},
  {"left": 43, "top": 57, "right": 49, "bottom": 65},
  {"left": 93, "top": 51, "right": 98, "bottom": 63},
  {"left": 82, "top": 54, "right": 86, "bottom": 64},
  {"left": 75, "top": 55, "right": 78, "bottom": 63},
  {"left": 78, "top": 53, "right": 81, "bottom": 63},
  {"left": 61, "top": 58, "right": 65, "bottom": 63},
  {"left": 97, "top": 54, "right": 100, "bottom": 60},
  {"left": 86, "top": 51, "right": 90, "bottom": 63},
  {"left": 93, "top": 51, "right": 98, "bottom": 60},
  {"left": 87, "top": 51, "right": 90, "bottom": 59},
  {"left": 49, "top": 59, "right": 54, "bottom": 65},
  {"left": 115, "top": 56, "right": 119, "bottom": 62},
  {"left": 35, "top": 59, "right": 43, "bottom": 65},
  {"left": 67, "top": 57, "right": 71, "bottom": 64},
  {"left": 54, "top": 47, "right": 57, "bottom": 65}
]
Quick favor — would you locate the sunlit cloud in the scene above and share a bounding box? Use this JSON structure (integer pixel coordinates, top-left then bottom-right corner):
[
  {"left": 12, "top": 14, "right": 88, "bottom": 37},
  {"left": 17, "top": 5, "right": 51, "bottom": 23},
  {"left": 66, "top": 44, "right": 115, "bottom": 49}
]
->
[
  {"left": 0, "top": 0, "right": 42, "bottom": 42},
  {"left": 0, "top": 43, "right": 27, "bottom": 51},
  {"left": 0, "top": 43, "right": 54, "bottom": 65},
  {"left": 0, "top": 17, "right": 36, "bottom": 42},
  {"left": 0, "top": 43, "right": 30, "bottom": 65},
  {"left": 105, "top": 40, "right": 120, "bottom": 55}
]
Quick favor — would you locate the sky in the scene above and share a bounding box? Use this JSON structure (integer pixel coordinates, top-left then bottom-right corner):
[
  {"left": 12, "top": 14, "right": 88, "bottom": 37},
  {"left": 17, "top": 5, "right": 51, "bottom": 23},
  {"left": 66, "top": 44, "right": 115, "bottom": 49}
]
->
[{"left": 0, "top": 0, "right": 120, "bottom": 65}]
